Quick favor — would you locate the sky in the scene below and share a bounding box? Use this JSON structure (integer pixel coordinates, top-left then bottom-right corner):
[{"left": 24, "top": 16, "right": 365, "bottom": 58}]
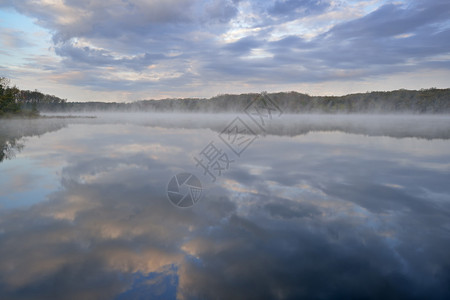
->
[{"left": 0, "top": 0, "right": 449, "bottom": 102}]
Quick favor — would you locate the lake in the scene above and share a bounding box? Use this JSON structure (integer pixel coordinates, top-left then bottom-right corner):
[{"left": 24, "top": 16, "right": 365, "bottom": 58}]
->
[{"left": 1, "top": 113, "right": 450, "bottom": 299}]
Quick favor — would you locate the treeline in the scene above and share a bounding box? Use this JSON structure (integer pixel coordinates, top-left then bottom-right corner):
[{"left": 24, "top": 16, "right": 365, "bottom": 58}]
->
[
  {"left": 17, "top": 88, "right": 66, "bottom": 113},
  {"left": 0, "top": 77, "right": 66, "bottom": 116},
  {"left": 2, "top": 74, "right": 449, "bottom": 114},
  {"left": 18, "top": 89, "right": 66, "bottom": 105},
  {"left": 39, "top": 88, "right": 450, "bottom": 114}
]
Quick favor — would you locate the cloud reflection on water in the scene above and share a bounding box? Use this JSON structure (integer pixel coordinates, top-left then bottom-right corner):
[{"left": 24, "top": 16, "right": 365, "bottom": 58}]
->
[{"left": 0, "top": 115, "right": 449, "bottom": 299}]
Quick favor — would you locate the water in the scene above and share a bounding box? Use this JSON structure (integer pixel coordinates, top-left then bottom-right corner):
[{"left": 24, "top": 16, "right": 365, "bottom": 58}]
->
[{"left": 0, "top": 114, "right": 450, "bottom": 299}]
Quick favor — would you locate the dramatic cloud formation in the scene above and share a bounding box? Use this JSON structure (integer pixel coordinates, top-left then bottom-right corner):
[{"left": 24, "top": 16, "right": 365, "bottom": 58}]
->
[{"left": 0, "top": 0, "right": 449, "bottom": 100}]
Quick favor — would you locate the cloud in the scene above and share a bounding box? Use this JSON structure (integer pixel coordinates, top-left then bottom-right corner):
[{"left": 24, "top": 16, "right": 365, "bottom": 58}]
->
[
  {"left": 54, "top": 43, "right": 166, "bottom": 71},
  {"left": 314, "top": 1, "right": 450, "bottom": 67},
  {"left": 223, "top": 35, "right": 262, "bottom": 54},
  {"left": 0, "top": 28, "right": 33, "bottom": 48},
  {"left": 268, "top": 0, "right": 331, "bottom": 18},
  {"left": 0, "top": 0, "right": 449, "bottom": 99},
  {"left": 204, "top": 0, "right": 239, "bottom": 23}
]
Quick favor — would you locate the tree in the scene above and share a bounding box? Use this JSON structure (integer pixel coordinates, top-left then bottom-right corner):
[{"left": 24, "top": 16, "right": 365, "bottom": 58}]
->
[{"left": 0, "top": 77, "right": 21, "bottom": 115}]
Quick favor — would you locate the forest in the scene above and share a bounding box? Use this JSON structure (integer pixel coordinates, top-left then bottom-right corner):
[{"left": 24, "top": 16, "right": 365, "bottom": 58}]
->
[
  {"left": 1, "top": 77, "right": 449, "bottom": 114},
  {"left": 33, "top": 88, "right": 450, "bottom": 114}
]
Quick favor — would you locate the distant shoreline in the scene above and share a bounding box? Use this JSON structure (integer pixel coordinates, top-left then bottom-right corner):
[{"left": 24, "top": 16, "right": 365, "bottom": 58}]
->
[{"left": 28, "top": 88, "right": 450, "bottom": 114}]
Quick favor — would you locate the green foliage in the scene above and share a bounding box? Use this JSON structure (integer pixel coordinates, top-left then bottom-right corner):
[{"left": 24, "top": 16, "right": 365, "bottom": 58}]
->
[
  {"left": 0, "top": 77, "right": 67, "bottom": 117},
  {"left": 17, "top": 88, "right": 66, "bottom": 114},
  {"left": 0, "top": 77, "right": 21, "bottom": 115}
]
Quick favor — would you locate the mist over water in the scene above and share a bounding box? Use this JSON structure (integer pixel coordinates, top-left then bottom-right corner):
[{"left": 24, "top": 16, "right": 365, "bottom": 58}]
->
[
  {"left": 0, "top": 113, "right": 449, "bottom": 299},
  {"left": 42, "top": 112, "right": 450, "bottom": 139}
]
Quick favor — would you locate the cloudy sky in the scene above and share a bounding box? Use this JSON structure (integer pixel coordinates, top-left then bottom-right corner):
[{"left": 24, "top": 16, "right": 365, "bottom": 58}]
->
[{"left": 0, "top": 0, "right": 449, "bottom": 102}]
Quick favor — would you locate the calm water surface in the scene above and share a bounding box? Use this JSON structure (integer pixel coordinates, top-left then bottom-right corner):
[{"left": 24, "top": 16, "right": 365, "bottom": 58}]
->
[{"left": 0, "top": 114, "right": 450, "bottom": 299}]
